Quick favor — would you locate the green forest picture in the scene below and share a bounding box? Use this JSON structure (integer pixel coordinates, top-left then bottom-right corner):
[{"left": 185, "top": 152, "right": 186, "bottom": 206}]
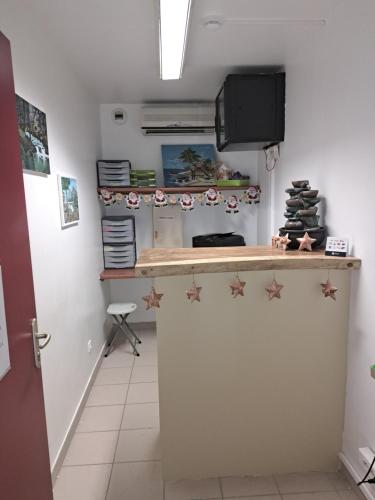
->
[
  {"left": 58, "top": 176, "right": 79, "bottom": 227},
  {"left": 16, "top": 95, "right": 50, "bottom": 174}
]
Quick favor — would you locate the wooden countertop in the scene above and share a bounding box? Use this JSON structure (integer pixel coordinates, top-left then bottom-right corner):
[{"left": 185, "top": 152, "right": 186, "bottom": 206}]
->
[{"left": 134, "top": 246, "right": 361, "bottom": 278}]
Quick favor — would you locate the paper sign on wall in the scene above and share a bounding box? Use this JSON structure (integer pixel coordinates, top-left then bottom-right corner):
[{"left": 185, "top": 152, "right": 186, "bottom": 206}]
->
[{"left": 0, "top": 266, "right": 11, "bottom": 381}]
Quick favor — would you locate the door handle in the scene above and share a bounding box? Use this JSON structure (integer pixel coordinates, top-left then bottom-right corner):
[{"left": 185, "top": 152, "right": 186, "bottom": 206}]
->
[
  {"left": 35, "top": 332, "right": 51, "bottom": 350},
  {"left": 31, "top": 318, "right": 51, "bottom": 368}
]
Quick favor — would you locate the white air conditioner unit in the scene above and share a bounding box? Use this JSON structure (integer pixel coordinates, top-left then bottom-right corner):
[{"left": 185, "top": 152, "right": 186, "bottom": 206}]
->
[{"left": 141, "top": 103, "right": 215, "bottom": 135}]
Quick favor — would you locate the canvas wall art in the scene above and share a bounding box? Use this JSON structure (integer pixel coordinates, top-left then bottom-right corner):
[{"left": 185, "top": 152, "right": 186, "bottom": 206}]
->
[
  {"left": 16, "top": 95, "right": 50, "bottom": 174},
  {"left": 58, "top": 176, "right": 79, "bottom": 228},
  {"left": 161, "top": 144, "right": 217, "bottom": 187}
]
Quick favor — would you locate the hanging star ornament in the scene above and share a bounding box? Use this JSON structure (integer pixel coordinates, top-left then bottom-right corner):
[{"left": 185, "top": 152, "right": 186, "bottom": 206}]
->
[
  {"left": 186, "top": 281, "right": 202, "bottom": 302},
  {"left": 321, "top": 279, "right": 338, "bottom": 300},
  {"left": 142, "top": 287, "right": 163, "bottom": 310},
  {"left": 297, "top": 232, "right": 317, "bottom": 251},
  {"left": 265, "top": 279, "right": 284, "bottom": 300},
  {"left": 229, "top": 275, "right": 246, "bottom": 298}
]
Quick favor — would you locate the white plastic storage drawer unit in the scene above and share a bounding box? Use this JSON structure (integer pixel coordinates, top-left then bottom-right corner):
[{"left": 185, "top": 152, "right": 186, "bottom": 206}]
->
[
  {"left": 97, "top": 160, "right": 131, "bottom": 187},
  {"left": 102, "top": 215, "right": 136, "bottom": 269}
]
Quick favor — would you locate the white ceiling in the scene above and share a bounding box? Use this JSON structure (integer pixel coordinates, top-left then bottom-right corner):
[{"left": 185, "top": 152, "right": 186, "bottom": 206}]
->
[{"left": 28, "top": 0, "right": 340, "bottom": 103}]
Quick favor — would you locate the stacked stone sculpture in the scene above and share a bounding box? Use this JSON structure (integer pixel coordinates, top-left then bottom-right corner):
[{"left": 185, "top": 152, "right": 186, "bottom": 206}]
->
[{"left": 279, "top": 180, "right": 326, "bottom": 249}]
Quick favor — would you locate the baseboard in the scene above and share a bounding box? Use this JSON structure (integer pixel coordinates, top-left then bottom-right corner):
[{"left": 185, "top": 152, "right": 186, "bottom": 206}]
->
[
  {"left": 50, "top": 341, "right": 106, "bottom": 484},
  {"left": 339, "top": 452, "right": 375, "bottom": 500}
]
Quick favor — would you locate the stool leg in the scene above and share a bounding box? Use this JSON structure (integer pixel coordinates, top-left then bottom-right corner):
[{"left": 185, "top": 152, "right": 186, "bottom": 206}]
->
[
  {"left": 104, "top": 325, "right": 119, "bottom": 357},
  {"left": 114, "top": 315, "right": 140, "bottom": 356},
  {"left": 121, "top": 314, "right": 142, "bottom": 344}
]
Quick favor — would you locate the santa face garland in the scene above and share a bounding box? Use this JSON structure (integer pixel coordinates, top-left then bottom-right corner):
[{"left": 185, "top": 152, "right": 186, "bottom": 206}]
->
[
  {"left": 153, "top": 189, "right": 168, "bottom": 208},
  {"left": 225, "top": 195, "right": 240, "bottom": 214},
  {"left": 99, "top": 188, "right": 260, "bottom": 212},
  {"left": 180, "top": 192, "right": 195, "bottom": 211},
  {"left": 242, "top": 185, "right": 261, "bottom": 204},
  {"left": 99, "top": 188, "right": 116, "bottom": 205},
  {"left": 126, "top": 191, "right": 141, "bottom": 210},
  {"left": 205, "top": 187, "right": 220, "bottom": 206}
]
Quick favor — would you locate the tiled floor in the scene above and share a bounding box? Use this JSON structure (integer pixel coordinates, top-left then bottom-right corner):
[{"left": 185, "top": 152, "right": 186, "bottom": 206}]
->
[{"left": 53, "top": 324, "right": 361, "bottom": 500}]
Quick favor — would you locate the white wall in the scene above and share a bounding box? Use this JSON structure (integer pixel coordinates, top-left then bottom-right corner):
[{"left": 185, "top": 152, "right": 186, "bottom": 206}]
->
[
  {"left": 0, "top": 2, "right": 108, "bottom": 469},
  {"left": 271, "top": 0, "right": 375, "bottom": 486},
  {"left": 100, "top": 103, "right": 260, "bottom": 321}
]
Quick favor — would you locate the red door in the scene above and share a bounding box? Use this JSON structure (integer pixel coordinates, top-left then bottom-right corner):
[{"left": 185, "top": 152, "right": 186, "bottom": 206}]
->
[{"left": 0, "top": 32, "right": 53, "bottom": 500}]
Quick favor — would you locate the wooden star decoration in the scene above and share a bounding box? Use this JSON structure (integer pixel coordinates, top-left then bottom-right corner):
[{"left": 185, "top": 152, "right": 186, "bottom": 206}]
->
[
  {"left": 230, "top": 276, "right": 246, "bottom": 298},
  {"left": 265, "top": 279, "right": 284, "bottom": 300},
  {"left": 186, "top": 281, "right": 202, "bottom": 302},
  {"left": 280, "top": 233, "right": 291, "bottom": 251},
  {"left": 297, "top": 232, "right": 317, "bottom": 251},
  {"left": 142, "top": 287, "right": 163, "bottom": 310},
  {"left": 321, "top": 279, "right": 338, "bottom": 300}
]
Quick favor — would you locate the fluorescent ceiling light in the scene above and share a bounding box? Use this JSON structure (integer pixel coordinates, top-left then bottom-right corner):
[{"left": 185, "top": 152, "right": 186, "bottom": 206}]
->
[{"left": 159, "top": 0, "right": 191, "bottom": 80}]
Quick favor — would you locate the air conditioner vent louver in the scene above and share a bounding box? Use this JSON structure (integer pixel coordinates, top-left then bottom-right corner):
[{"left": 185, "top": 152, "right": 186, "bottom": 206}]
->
[{"left": 141, "top": 103, "right": 215, "bottom": 136}]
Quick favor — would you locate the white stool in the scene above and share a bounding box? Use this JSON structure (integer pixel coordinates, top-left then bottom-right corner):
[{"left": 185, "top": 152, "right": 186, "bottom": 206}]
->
[{"left": 105, "top": 302, "right": 141, "bottom": 357}]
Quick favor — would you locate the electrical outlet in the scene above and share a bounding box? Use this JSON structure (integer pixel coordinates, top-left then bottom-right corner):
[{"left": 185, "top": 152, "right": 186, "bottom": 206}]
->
[{"left": 87, "top": 339, "right": 92, "bottom": 353}]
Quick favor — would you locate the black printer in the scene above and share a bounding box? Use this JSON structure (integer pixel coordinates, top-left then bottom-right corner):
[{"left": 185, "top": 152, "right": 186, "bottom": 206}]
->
[{"left": 192, "top": 233, "right": 245, "bottom": 248}]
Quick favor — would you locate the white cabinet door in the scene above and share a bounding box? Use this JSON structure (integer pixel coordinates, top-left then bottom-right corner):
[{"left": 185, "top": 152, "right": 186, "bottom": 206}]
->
[{"left": 153, "top": 205, "right": 183, "bottom": 248}]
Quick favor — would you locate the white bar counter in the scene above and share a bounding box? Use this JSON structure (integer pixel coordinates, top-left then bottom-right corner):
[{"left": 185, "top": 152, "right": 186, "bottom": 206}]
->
[{"left": 135, "top": 247, "right": 361, "bottom": 480}]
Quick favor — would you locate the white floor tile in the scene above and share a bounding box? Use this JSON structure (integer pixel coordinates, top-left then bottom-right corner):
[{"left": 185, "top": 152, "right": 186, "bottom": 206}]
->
[
  {"left": 106, "top": 461, "right": 163, "bottom": 500},
  {"left": 134, "top": 350, "right": 158, "bottom": 366},
  {"left": 221, "top": 475, "right": 278, "bottom": 497},
  {"left": 327, "top": 471, "right": 352, "bottom": 491},
  {"left": 63, "top": 431, "right": 118, "bottom": 466},
  {"left": 282, "top": 493, "right": 341, "bottom": 500},
  {"left": 126, "top": 382, "right": 159, "bottom": 403},
  {"left": 114, "top": 428, "right": 161, "bottom": 462},
  {"left": 337, "top": 491, "right": 361, "bottom": 500},
  {"left": 275, "top": 472, "right": 336, "bottom": 494},
  {"left": 76, "top": 405, "right": 124, "bottom": 432},
  {"left": 53, "top": 464, "right": 111, "bottom": 500},
  {"left": 131, "top": 365, "right": 158, "bottom": 383},
  {"left": 112, "top": 335, "right": 135, "bottom": 354},
  {"left": 101, "top": 349, "right": 134, "bottom": 368},
  {"left": 122, "top": 403, "right": 160, "bottom": 429},
  {"left": 165, "top": 477, "right": 222, "bottom": 500},
  {"left": 135, "top": 329, "right": 157, "bottom": 352},
  {"left": 86, "top": 384, "right": 127, "bottom": 406},
  {"left": 94, "top": 367, "right": 131, "bottom": 386},
  {"left": 223, "top": 496, "right": 281, "bottom": 500}
]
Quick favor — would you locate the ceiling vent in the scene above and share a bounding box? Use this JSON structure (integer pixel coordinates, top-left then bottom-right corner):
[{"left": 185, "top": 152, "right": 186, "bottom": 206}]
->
[{"left": 141, "top": 103, "right": 215, "bottom": 135}]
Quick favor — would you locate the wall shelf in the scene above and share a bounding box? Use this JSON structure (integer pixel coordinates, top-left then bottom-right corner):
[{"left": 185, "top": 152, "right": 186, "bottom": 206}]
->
[
  {"left": 97, "top": 185, "right": 257, "bottom": 194},
  {"left": 100, "top": 268, "right": 136, "bottom": 281}
]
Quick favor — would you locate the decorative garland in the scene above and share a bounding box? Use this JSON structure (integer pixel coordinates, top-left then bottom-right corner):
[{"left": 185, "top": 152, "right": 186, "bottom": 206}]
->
[
  {"left": 141, "top": 271, "right": 338, "bottom": 309},
  {"left": 98, "top": 186, "right": 261, "bottom": 213}
]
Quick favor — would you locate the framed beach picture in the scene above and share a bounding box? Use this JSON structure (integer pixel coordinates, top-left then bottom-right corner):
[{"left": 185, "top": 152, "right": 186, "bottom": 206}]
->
[
  {"left": 58, "top": 175, "right": 79, "bottom": 228},
  {"left": 15, "top": 95, "right": 50, "bottom": 174},
  {"left": 161, "top": 144, "right": 217, "bottom": 187}
]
